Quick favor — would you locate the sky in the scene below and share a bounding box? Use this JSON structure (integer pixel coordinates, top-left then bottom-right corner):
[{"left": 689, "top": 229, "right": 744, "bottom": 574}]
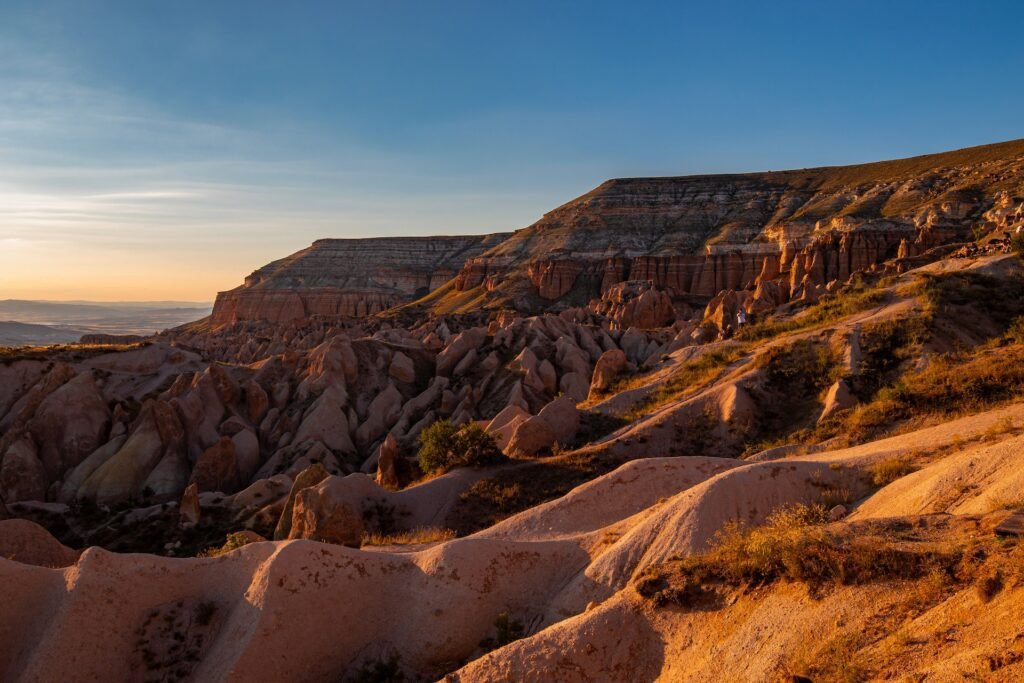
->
[{"left": 1, "top": 1, "right": 1022, "bottom": 301}]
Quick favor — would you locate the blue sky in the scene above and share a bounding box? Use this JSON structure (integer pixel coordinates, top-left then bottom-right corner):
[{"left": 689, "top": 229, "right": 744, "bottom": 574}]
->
[{"left": 1, "top": 0, "right": 1022, "bottom": 300}]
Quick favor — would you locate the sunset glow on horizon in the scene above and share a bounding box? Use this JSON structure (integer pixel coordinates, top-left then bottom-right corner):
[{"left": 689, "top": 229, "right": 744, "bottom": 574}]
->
[{"left": 2, "top": 0, "right": 1022, "bottom": 301}]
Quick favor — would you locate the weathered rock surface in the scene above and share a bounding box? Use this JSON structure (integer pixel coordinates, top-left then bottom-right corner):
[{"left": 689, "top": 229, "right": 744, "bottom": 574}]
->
[
  {"left": 210, "top": 235, "right": 510, "bottom": 324},
  {"left": 507, "top": 396, "right": 580, "bottom": 456}
]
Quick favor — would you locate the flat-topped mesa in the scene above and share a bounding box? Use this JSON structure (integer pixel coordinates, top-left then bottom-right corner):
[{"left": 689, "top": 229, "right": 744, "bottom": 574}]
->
[
  {"left": 210, "top": 234, "right": 510, "bottom": 324},
  {"left": 449, "top": 139, "right": 1024, "bottom": 309}
]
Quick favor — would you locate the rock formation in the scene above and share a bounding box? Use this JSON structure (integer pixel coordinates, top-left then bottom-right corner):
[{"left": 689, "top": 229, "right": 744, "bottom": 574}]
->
[
  {"left": 210, "top": 235, "right": 510, "bottom": 324},
  {"left": 1, "top": 139, "right": 1024, "bottom": 682}
]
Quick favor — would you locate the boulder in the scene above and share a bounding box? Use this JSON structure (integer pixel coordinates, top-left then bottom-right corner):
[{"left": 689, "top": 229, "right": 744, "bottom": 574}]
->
[
  {"left": 537, "top": 360, "right": 558, "bottom": 395},
  {"left": 57, "top": 436, "right": 127, "bottom": 503},
  {"left": 179, "top": 482, "right": 200, "bottom": 528},
  {"left": 190, "top": 436, "right": 240, "bottom": 493},
  {"left": 231, "top": 428, "right": 261, "bottom": 483},
  {"left": 435, "top": 327, "right": 487, "bottom": 377},
  {"left": 273, "top": 462, "right": 331, "bottom": 540},
  {"left": 27, "top": 371, "right": 111, "bottom": 479},
  {"left": 245, "top": 380, "right": 269, "bottom": 423},
  {"left": 589, "top": 349, "right": 628, "bottom": 395},
  {"left": 288, "top": 482, "right": 365, "bottom": 548},
  {"left": 0, "top": 436, "right": 48, "bottom": 502},
  {"left": 559, "top": 371, "right": 590, "bottom": 404},
  {"left": 506, "top": 395, "right": 579, "bottom": 456},
  {"left": 388, "top": 352, "right": 416, "bottom": 384},
  {"left": 819, "top": 379, "right": 858, "bottom": 423},
  {"left": 295, "top": 388, "right": 356, "bottom": 455},
  {"left": 375, "top": 433, "right": 400, "bottom": 490},
  {"left": 485, "top": 405, "right": 532, "bottom": 452},
  {"left": 355, "top": 384, "right": 404, "bottom": 450},
  {"left": 78, "top": 399, "right": 188, "bottom": 504}
]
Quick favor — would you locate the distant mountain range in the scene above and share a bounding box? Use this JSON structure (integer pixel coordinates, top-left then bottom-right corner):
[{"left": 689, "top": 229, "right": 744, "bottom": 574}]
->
[{"left": 0, "top": 300, "right": 212, "bottom": 346}]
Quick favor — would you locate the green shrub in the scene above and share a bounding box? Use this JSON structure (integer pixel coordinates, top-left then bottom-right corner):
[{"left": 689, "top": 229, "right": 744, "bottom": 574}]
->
[{"left": 417, "top": 420, "right": 504, "bottom": 474}]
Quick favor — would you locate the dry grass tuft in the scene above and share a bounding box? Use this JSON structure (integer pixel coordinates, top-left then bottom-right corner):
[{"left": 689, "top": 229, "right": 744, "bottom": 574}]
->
[
  {"left": 736, "top": 286, "right": 888, "bottom": 342},
  {"left": 621, "top": 345, "right": 748, "bottom": 420},
  {"left": 868, "top": 458, "right": 917, "bottom": 487},
  {"left": 361, "top": 527, "right": 455, "bottom": 547},
  {"left": 635, "top": 505, "right": 968, "bottom": 608}
]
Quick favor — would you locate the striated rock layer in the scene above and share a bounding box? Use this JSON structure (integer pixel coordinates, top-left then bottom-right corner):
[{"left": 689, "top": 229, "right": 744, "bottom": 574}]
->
[
  {"left": 448, "top": 139, "right": 1024, "bottom": 309},
  {"left": 211, "top": 235, "right": 510, "bottom": 324}
]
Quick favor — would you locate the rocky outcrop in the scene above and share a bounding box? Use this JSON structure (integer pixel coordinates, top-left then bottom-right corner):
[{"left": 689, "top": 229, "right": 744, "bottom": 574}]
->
[
  {"left": 449, "top": 139, "right": 1024, "bottom": 312},
  {"left": 0, "top": 519, "right": 81, "bottom": 567},
  {"left": 210, "top": 235, "right": 510, "bottom": 324},
  {"left": 507, "top": 396, "right": 580, "bottom": 456},
  {"left": 589, "top": 349, "right": 629, "bottom": 396},
  {"left": 287, "top": 479, "right": 365, "bottom": 547},
  {"left": 77, "top": 400, "right": 188, "bottom": 504},
  {"left": 588, "top": 280, "right": 677, "bottom": 329}
]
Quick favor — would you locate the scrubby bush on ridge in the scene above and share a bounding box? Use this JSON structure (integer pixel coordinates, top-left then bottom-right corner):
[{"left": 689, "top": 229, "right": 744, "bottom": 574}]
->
[{"left": 417, "top": 420, "right": 504, "bottom": 474}]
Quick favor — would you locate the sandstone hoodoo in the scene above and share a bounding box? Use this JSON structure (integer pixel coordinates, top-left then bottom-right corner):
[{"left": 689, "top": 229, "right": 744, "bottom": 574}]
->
[
  {"left": 4, "top": 138, "right": 1024, "bottom": 682},
  {"left": 210, "top": 234, "right": 510, "bottom": 324}
]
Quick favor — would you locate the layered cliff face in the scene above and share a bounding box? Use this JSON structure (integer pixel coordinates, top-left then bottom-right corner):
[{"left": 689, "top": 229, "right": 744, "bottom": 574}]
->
[
  {"left": 447, "top": 139, "right": 1024, "bottom": 310},
  {"left": 211, "top": 235, "right": 510, "bottom": 324}
]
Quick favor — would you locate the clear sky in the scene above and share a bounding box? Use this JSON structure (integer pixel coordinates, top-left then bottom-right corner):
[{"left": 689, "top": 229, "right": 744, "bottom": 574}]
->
[{"left": 1, "top": 0, "right": 1022, "bottom": 301}]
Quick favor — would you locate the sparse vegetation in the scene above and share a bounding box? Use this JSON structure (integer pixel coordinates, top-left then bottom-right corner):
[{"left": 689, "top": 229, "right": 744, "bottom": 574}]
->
[
  {"left": 1011, "top": 232, "right": 1024, "bottom": 259},
  {"left": 0, "top": 342, "right": 148, "bottom": 366},
  {"left": 196, "top": 532, "right": 258, "bottom": 558},
  {"left": 448, "top": 452, "right": 619, "bottom": 535},
  {"left": 360, "top": 527, "right": 455, "bottom": 547},
  {"left": 736, "top": 286, "right": 888, "bottom": 342},
  {"left": 918, "top": 271, "right": 1024, "bottom": 341},
  {"left": 417, "top": 421, "right": 504, "bottom": 474},
  {"left": 747, "top": 339, "right": 840, "bottom": 447},
  {"left": 478, "top": 611, "right": 525, "bottom": 652},
  {"left": 636, "top": 504, "right": 972, "bottom": 608},
  {"left": 868, "top": 458, "right": 917, "bottom": 487},
  {"left": 851, "top": 317, "right": 929, "bottom": 402},
  {"left": 624, "top": 345, "right": 748, "bottom": 420},
  {"left": 348, "top": 655, "right": 404, "bottom": 683},
  {"left": 817, "top": 343, "right": 1024, "bottom": 445}
]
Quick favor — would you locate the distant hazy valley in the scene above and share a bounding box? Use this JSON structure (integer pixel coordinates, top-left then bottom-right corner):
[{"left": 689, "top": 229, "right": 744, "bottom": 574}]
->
[{"left": 0, "top": 299, "right": 212, "bottom": 346}]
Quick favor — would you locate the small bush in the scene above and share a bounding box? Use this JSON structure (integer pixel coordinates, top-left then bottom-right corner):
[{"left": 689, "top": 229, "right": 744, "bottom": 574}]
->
[
  {"left": 196, "top": 532, "right": 257, "bottom": 558},
  {"left": 975, "top": 567, "right": 1004, "bottom": 602},
  {"left": 868, "top": 458, "right": 917, "bottom": 487},
  {"left": 417, "top": 420, "right": 504, "bottom": 474},
  {"left": 479, "top": 611, "right": 525, "bottom": 652}
]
